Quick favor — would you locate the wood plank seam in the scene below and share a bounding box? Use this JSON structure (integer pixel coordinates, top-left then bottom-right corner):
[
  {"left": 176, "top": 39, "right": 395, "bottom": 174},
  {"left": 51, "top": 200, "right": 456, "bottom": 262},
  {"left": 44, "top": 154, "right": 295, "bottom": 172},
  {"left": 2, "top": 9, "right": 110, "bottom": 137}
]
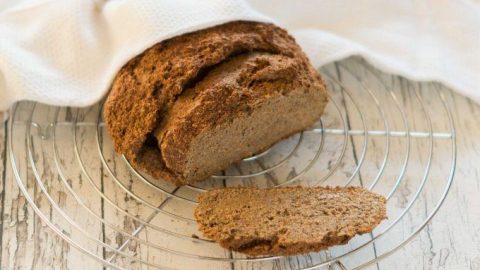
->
[
  {"left": 100, "top": 125, "right": 107, "bottom": 270},
  {"left": 0, "top": 122, "right": 7, "bottom": 270}
]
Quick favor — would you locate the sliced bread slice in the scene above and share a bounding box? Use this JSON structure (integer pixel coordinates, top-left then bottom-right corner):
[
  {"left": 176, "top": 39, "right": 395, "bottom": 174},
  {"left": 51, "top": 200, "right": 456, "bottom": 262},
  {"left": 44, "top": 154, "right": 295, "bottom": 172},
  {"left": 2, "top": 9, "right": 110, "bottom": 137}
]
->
[{"left": 194, "top": 186, "right": 387, "bottom": 256}]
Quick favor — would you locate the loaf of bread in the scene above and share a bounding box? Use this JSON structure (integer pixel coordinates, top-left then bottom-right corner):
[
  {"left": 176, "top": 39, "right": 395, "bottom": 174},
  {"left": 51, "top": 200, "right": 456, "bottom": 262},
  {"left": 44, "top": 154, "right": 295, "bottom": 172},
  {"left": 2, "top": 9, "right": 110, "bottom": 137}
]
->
[
  {"left": 195, "top": 186, "right": 387, "bottom": 256},
  {"left": 104, "top": 21, "right": 329, "bottom": 186}
]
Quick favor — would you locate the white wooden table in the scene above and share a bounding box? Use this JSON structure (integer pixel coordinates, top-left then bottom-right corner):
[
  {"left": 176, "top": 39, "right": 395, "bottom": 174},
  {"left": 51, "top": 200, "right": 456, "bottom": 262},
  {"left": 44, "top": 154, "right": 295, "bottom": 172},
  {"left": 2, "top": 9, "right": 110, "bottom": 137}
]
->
[{"left": 0, "top": 57, "right": 478, "bottom": 269}]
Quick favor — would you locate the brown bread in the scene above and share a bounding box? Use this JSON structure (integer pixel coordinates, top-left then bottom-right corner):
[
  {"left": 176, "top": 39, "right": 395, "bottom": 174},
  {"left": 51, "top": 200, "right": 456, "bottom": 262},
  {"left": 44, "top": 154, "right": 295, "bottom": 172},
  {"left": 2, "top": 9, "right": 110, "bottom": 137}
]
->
[
  {"left": 104, "top": 21, "right": 328, "bottom": 186},
  {"left": 194, "top": 186, "right": 387, "bottom": 256}
]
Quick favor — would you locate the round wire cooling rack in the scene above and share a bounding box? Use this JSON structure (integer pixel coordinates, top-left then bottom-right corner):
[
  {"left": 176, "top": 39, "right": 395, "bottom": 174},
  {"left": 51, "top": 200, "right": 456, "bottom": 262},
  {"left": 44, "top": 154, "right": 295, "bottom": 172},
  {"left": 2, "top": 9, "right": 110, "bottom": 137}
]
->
[{"left": 8, "top": 58, "right": 456, "bottom": 270}]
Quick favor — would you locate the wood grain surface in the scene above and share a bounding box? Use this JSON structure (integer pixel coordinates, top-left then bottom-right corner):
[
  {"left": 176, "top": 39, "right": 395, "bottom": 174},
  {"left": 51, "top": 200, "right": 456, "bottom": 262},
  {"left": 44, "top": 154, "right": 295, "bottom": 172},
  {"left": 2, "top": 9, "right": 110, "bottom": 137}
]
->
[{"left": 0, "top": 57, "right": 478, "bottom": 270}]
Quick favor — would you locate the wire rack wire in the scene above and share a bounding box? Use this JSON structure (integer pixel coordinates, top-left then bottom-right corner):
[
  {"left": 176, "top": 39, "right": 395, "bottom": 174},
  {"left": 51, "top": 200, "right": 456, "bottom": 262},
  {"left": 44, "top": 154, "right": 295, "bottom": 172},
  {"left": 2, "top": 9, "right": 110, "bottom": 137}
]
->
[{"left": 8, "top": 58, "right": 456, "bottom": 270}]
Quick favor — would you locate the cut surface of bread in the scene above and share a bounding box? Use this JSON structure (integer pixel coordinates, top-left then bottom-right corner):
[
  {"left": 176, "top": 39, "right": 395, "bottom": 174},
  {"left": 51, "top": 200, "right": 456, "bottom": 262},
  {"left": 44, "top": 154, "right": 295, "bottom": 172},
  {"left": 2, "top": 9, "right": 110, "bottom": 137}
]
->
[
  {"left": 104, "top": 21, "right": 328, "bottom": 186},
  {"left": 194, "top": 186, "right": 387, "bottom": 256}
]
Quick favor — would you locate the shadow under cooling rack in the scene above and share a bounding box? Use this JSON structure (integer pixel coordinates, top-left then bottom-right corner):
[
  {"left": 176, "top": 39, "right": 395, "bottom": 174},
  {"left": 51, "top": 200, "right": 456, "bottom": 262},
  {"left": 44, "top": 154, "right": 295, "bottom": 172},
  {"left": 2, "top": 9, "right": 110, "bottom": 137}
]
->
[{"left": 8, "top": 58, "right": 456, "bottom": 270}]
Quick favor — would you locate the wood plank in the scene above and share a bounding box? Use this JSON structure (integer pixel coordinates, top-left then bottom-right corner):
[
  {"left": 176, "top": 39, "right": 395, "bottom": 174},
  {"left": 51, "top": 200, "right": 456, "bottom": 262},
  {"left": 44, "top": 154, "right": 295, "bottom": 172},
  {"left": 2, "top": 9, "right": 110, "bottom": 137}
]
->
[
  {"left": 55, "top": 105, "right": 105, "bottom": 269},
  {"left": 1, "top": 103, "right": 39, "bottom": 269}
]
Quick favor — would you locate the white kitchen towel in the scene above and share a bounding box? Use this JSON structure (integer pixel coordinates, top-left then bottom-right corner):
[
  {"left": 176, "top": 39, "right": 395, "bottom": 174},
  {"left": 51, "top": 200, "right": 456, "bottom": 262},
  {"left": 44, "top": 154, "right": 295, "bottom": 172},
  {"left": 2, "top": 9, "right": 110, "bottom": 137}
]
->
[{"left": 0, "top": 0, "right": 479, "bottom": 118}]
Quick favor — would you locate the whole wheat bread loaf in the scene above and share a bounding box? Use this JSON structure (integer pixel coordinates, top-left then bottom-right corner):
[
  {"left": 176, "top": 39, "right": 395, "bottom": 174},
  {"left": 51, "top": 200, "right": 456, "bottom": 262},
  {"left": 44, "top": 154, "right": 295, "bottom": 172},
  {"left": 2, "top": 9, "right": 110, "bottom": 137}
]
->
[
  {"left": 104, "top": 21, "right": 328, "bottom": 186},
  {"left": 194, "top": 186, "right": 387, "bottom": 256}
]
